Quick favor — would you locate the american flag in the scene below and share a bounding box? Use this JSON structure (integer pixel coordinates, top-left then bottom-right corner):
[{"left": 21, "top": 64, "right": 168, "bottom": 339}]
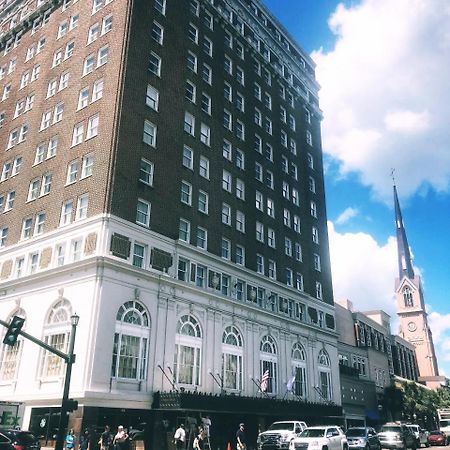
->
[{"left": 260, "top": 369, "right": 270, "bottom": 392}]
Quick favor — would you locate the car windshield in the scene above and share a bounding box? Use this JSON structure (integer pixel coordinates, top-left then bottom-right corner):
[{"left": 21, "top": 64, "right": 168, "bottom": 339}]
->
[
  {"left": 268, "top": 423, "right": 294, "bottom": 431},
  {"left": 381, "top": 427, "right": 401, "bottom": 433},
  {"left": 346, "top": 429, "right": 366, "bottom": 437},
  {"left": 440, "top": 421, "right": 450, "bottom": 427},
  {"left": 300, "top": 429, "right": 326, "bottom": 438},
  {"left": 16, "top": 432, "right": 37, "bottom": 444}
]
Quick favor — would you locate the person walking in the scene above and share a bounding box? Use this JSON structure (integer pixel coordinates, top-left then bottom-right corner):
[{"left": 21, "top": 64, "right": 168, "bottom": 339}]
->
[
  {"left": 65, "top": 429, "right": 75, "bottom": 450},
  {"left": 193, "top": 429, "right": 205, "bottom": 450},
  {"left": 236, "top": 423, "right": 246, "bottom": 450},
  {"left": 99, "top": 426, "right": 113, "bottom": 450},
  {"left": 79, "top": 430, "right": 90, "bottom": 450},
  {"left": 173, "top": 424, "right": 186, "bottom": 450},
  {"left": 113, "top": 426, "right": 129, "bottom": 450}
]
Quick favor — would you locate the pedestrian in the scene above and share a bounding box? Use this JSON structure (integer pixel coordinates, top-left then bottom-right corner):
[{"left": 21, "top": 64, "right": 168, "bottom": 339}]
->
[
  {"left": 173, "top": 424, "right": 186, "bottom": 450},
  {"left": 113, "top": 426, "right": 128, "bottom": 450},
  {"left": 200, "top": 415, "right": 211, "bottom": 439},
  {"left": 236, "top": 423, "right": 246, "bottom": 450},
  {"left": 193, "top": 429, "right": 205, "bottom": 450},
  {"left": 79, "top": 430, "right": 90, "bottom": 450},
  {"left": 65, "top": 429, "right": 75, "bottom": 450},
  {"left": 99, "top": 426, "right": 113, "bottom": 450}
]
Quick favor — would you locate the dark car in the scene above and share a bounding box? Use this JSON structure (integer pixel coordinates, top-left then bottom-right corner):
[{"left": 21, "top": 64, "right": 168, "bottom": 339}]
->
[
  {"left": 377, "top": 423, "right": 417, "bottom": 450},
  {"left": 0, "top": 430, "right": 40, "bottom": 450},
  {"left": 427, "top": 431, "right": 447, "bottom": 446},
  {"left": 346, "top": 427, "right": 380, "bottom": 450}
]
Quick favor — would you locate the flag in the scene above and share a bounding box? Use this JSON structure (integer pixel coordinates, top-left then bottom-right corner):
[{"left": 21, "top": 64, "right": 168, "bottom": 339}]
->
[
  {"left": 286, "top": 374, "right": 296, "bottom": 392},
  {"left": 260, "top": 369, "right": 270, "bottom": 392}
]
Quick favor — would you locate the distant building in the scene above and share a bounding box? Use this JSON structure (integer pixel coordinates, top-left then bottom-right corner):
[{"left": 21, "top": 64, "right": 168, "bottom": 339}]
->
[
  {"left": 0, "top": 0, "right": 341, "bottom": 444},
  {"left": 393, "top": 184, "right": 445, "bottom": 389}
]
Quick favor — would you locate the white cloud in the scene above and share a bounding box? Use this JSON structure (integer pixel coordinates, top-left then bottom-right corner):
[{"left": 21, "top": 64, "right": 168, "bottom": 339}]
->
[
  {"left": 336, "top": 207, "right": 359, "bottom": 224},
  {"left": 328, "top": 221, "right": 450, "bottom": 373},
  {"left": 313, "top": 0, "right": 450, "bottom": 201}
]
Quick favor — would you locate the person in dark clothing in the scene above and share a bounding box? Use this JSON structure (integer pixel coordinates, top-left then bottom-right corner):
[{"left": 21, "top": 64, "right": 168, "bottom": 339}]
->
[
  {"left": 193, "top": 430, "right": 206, "bottom": 450},
  {"left": 100, "top": 426, "right": 113, "bottom": 450},
  {"left": 236, "top": 423, "right": 246, "bottom": 450},
  {"left": 79, "top": 430, "right": 90, "bottom": 450}
]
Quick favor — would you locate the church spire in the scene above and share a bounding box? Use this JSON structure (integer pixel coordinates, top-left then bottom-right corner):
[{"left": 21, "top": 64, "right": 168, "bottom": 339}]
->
[{"left": 393, "top": 182, "right": 415, "bottom": 279}]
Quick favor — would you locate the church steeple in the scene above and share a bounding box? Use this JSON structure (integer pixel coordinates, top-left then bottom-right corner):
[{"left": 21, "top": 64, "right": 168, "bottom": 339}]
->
[{"left": 393, "top": 184, "right": 415, "bottom": 280}]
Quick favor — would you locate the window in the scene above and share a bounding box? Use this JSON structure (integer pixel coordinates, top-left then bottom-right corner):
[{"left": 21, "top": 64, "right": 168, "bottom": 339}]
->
[
  {"left": 264, "top": 92, "right": 272, "bottom": 110},
  {"left": 136, "top": 199, "right": 151, "bottom": 227},
  {"left": 185, "top": 81, "right": 196, "bottom": 103},
  {"left": 78, "top": 87, "right": 89, "bottom": 109},
  {"left": 139, "top": 158, "right": 154, "bottom": 185},
  {"left": 222, "top": 326, "right": 243, "bottom": 390},
  {"left": 81, "top": 154, "right": 94, "bottom": 178},
  {"left": 149, "top": 52, "right": 161, "bottom": 76},
  {"left": 83, "top": 55, "right": 95, "bottom": 76},
  {"left": 187, "top": 52, "right": 197, "bottom": 73},
  {"left": 88, "top": 23, "right": 99, "bottom": 44},
  {"left": 198, "top": 190, "right": 208, "bottom": 214},
  {"left": 190, "top": 0, "right": 199, "bottom": 16},
  {"left": 92, "top": 0, "right": 102, "bottom": 14},
  {"left": 293, "top": 215, "right": 301, "bottom": 233},
  {"left": 254, "top": 108, "right": 262, "bottom": 126},
  {"left": 196, "top": 227, "right": 207, "bottom": 249},
  {"left": 236, "top": 66, "right": 244, "bottom": 85},
  {"left": 92, "top": 78, "right": 104, "bottom": 102},
  {"left": 60, "top": 201, "right": 73, "bottom": 226},
  {"left": 221, "top": 238, "right": 231, "bottom": 260},
  {"left": 256, "top": 254, "right": 264, "bottom": 274},
  {"left": 203, "top": 11, "right": 213, "bottom": 30},
  {"left": 132, "top": 243, "right": 146, "bottom": 268},
  {"left": 235, "top": 246, "right": 245, "bottom": 265},
  {"left": 236, "top": 210, "right": 245, "bottom": 233},
  {"left": 236, "top": 149, "right": 244, "bottom": 170},
  {"left": 203, "top": 36, "right": 212, "bottom": 56},
  {"left": 295, "top": 243, "right": 303, "bottom": 261},
  {"left": 307, "top": 153, "right": 314, "bottom": 169},
  {"left": 188, "top": 23, "right": 198, "bottom": 43},
  {"left": 174, "top": 315, "right": 202, "bottom": 386},
  {"left": 102, "top": 15, "right": 113, "bottom": 34},
  {"left": 223, "top": 110, "right": 232, "bottom": 130},
  {"left": 256, "top": 222, "right": 264, "bottom": 242},
  {"left": 40, "top": 300, "right": 72, "bottom": 377},
  {"left": 309, "top": 177, "right": 316, "bottom": 193},
  {"left": 283, "top": 208, "right": 291, "bottom": 227},
  {"left": 97, "top": 46, "right": 109, "bottom": 66},
  {"left": 403, "top": 286, "right": 413, "bottom": 307},
  {"left": 199, "top": 156, "right": 209, "bottom": 179},
  {"left": 285, "top": 238, "right": 292, "bottom": 257},
  {"left": 223, "top": 139, "right": 232, "bottom": 160},
  {"left": 40, "top": 174, "right": 52, "bottom": 196},
  {"left": 282, "top": 181, "right": 290, "bottom": 200},
  {"left": 316, "top": 282, "right": 323, "bottom": 300},
  {"left": 200, "top": 123, "right": 210, "bottom": 146},
  {"left": 224, "top": 56, "right": 232, "bottom": 75},
  {"left": 202, "top": 64, "right": 212, "bottom": 84},
  {"left": 52, "top": 103, "right": 64, "bottom": 123},
  {"left": 291, "top": 343, "right": 307, "bottom": 397},
  {"left": 28, "top": 179, "right": 40, "bottom": 201},
  {"left": 296, "top": 273, "right": 304, "bottom": 291},
  {"left": 21, "top": 217, "right": 33, "bottom": 240},
  {"left": 66, "top": 160, "right": 78, "bottom": 184},
  {"left": 236, "top": 92, "right": 244, "bottom": 112},
  {"left": 286, "top": 268, "right": 293, "bottom": 286},
  {"left": 260, "top": 335, "right": 277, "bottom": 394},
  {"left": 75, "top": 194, "right": 89, "bottom": 220},
  {"left": 146, "top": 84, "right": 159, "bottom": 110},
  {"left": 236, "top": 120, "right": 245, "bottom": 140},
  {"left": 255, "top": 162, "right": 263, "bottom": 182},
  {"left": 184, "top": 112, "right": 195, "bottom": 135},
  {"left": 52, "top": 49, "right": 63, "bottom": 67},
  {"left": 221, "top": 203, "right": 231, "bottom": 225},
  {"left": 224, "top": 82, "right": 232, "bottom": 102},
  {"left": 179, "top": 219, "right": 190, "bottom": 242},
  {"left": 236, "top": 179, "right": 245, "bottom": 200},
  {"left": 86, "top": 114, "right": 99, "bottom": 139},
  {"left": 312, "top": 226, "right": 319, "bottom": 244},
  {"left": 155, "top": 0, "right": 166, "bottom": 14},
  {"left": 5, "top": 191, "right": 15, "bottom": 211},
  {"left": 72, "top": 123, "right": 84, "bottom": 146},
  {"left": 180, "top": 181, "right": 192, "bottom": 205},
  {"left": 64, "top": 41, "right": 74, "bottom": 60},
  {"left": 201, "top": 93, "right": 211, "bottom": 115},
  {"left": 310, "top": 201, "right": 317, "bottom": 218},
  {"left": 59, "top": 72, "right": 70, "bottom": 91},
  {"left": 111, "top": 301, "right": 150, "bottom": 380},
  {"left": 314, "top": 254, "right": 321, "bottom": 271},
  {"left": 255, "top": 191, "right": 263, "bottom": 210},
  {"left": 143, "top": 120, "right": 157, "bottom": 146},
  {"left": 151, "top": 21, "right": 163, "bottom": 44},
  {"left": 182, "top": 146, "right": 193, "bottom": 169},
  {"left": 306, "top": 130, "right": 313, "bottom": 146},
  {"left": 318, "top": 349, "right": 332, "bottom": 401},
  {"left": 267, "top": 228, "right": 275, "bottom": 248},
  {"left": 267, "top": 198, "right": 274, "bottom": 218},
  {"left": 0, "top": 324, "right": 22, "bottom": 379},
  {"left": 222, "top": 170, "right": 232, "bottom": 192},
  {"left": 268, "top": 260, "right": 276, "bottom": 279}
]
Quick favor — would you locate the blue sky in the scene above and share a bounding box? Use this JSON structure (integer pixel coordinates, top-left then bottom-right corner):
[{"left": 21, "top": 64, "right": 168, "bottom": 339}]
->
[{"left": 262, "top": 0, "right": 450, "bottom": 378}]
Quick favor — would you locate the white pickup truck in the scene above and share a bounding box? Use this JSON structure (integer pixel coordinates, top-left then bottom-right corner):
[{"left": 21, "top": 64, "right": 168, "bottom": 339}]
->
[{"left": 257, "top": 421, "right": 308, "bottom": 450}]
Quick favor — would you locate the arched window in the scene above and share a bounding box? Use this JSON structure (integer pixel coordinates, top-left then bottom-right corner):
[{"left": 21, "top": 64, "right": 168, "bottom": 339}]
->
[
  {"left": 111, "top": 300, "right": 150, "bottom": 380},
  {"left": 41, "top": 299, "right": 72, "bottom": 378},
  {"left": 0, "top": 309, "right": 25, "bottom": 382},
  {"left": 403, "top": 286, "right": 413, "bottom": 307},
  {"left": 318, "top": 349, "right": 332, "bottom": 401},
  {"left": 291, "top": 343, "right": 307, "bottom": 397},
  {"left": 222, "top": 326, "right": 243, "bottom": 391},
  {"left": 260, "top": 335, "right": 277, "bottom": 394},
  {"left": 174, "top": 314, "right": 202, "bottom": 386}
]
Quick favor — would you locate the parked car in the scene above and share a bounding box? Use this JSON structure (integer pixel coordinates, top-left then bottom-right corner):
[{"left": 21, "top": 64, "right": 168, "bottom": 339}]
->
[
  {"left": 257, "top": 421, "right": 307, "bottom": 450},
  {"left": 0, "top": 433, "right": 13, "bottom": 450},
  {"left": 346, "top": 427, "right": 380, "bottom": 450},
  {"left": 377, "top": 423, "right": 417, "bottom": 450},
  {"left": 427, "top": 431, "right": 447, "bottom": 446},
  {"left": 406, "top": 425, "right": 429, "bottom": 447},
  {"left": 289, "top": 425, "right": 348, "bottom": 450},
  {"left": 0, "top": 430, "right": 40, "bottom": 450}
]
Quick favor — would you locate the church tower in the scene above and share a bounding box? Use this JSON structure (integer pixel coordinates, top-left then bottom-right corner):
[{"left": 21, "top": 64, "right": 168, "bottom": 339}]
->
[{"left": 393, "top": 184, "right": 443, "bottom": 388}]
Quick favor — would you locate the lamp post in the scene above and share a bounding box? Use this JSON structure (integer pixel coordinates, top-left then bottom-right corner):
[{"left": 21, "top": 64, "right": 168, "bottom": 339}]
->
[{"left": 55, "top": 313, "right": 79, "bottom": 450}]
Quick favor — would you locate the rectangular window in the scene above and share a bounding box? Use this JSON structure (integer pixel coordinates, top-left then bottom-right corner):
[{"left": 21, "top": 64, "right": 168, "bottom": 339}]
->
[
  {"left": 185, "top": 81, "right": 196, "bottom": 103},
  {"left": 78, "top": 87, "right": 89, "bottom": 109},
  {"left": 201, "top": 93, "right": 211, "bottom": 115},
  {"left": 182, "top": 146, "right": 193, "bottom": 169},
  {"left": 200, "top": 123, "right": 210, "bottom": 146},
  {"left": 139, "top": 158, "right": 154, "bottom": 185},
  {"left": 221, "top": 238, "right": 230, "bottom": 260},
  {"left": 81, "top": 154, "right": 94, "bottom": 178},
  {"left": 83, "top": 55, "right": 95, "bottom": 75},
  {"left": 196, "top": 227, "right": 207, "bottom": 249},
  {"left": 179, "top": 219, "right": 190, "bottom": 242},
  {"left": 152, "top": 21, "right": 164, "bottom": 44},
  {"left": 21, "top": 217, "right": 33, "bottom": 240},
  {"left": 221, "top": 203, "right": 231, "bottom": 225},
  {"left": 136, "top": 199, "right": 151, "bottom": 227},
  {"left": 143, "top": 120, "right": 157, "bottom": 146},
  {"left": 92, "top": 78, "right": 104, "bottom": 102},
  {"left": 256, "top": 222, "right": 264, "bottom": 242},
  {"left": 102, "top": 15, "right": 113, "bottom": 34},
  {"left": 203, "top": 36, "right": 212, "bottom": 56},
  {"left": 154, "top": 0, "right": 166, "bottom": 15},
  {"left": 149, "top": 52, "right": 161, "bottom": 76},
  {"left": 180, "top": 181, "right": 192, "bottom": 205},
  {"left": 88, "top": 23, "right": 99, "bottom": 44},
  {"left": 184, "top": 112, "right": 195, "bottom": 135},
  {"left": 198, "top": 190, "right": 208, "bottom": 214},
  {"left": 72, "top": 123, "right": 84, "bottom": 146},
  {"left": 236, "top": 210, "right": 245, "bottom": 233},
  {"left": 40, "top": 174, "right": 52, "bottom": 196},
  {"left": 187, "top": 51, "right": 197, "bottom": 73},
  {"left": 188, "top": 23, "right": 198, "bottom": 43},
  {"left": 202, "top": 64, "right": 212, "bottom": 84},
  {"left": 133, "top": 243, "right": 146, "bottom": 268},
  {"left": 199, "top": 156, "right": 209, "bottom": 179},
  {"left": 146, "top": 84, "right": 159, "bottom": 110},
  {"left": 86, "top": 114, "right": 99, "bottom": 139},
  {"left": 222, "top": 170, "right": 232, "bottom": 192},
  {"left": 236, "top": 179, "right": 245, "bottom": 200},
  {"left": 66, "top": 160, "right": 78, "bottom": 184},
  {"left": 235, "top": 246, "right": 245, "bottom": 266},
  {"left": 267, "top": 228, "right": 275, "bottom": 248},
  {"left": 97, "top": 45, "right": 109, "bottom": 66}
]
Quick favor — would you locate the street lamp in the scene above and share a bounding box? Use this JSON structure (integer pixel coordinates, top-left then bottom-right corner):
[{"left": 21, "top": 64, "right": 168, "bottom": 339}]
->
[{"left": 55, "top": 313, "right": 79, "bottom": 450}]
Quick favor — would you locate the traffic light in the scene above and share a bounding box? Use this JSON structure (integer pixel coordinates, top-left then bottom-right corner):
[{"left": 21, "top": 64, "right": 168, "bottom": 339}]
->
[
  {"left": 3, "top": 316, "right": 25, "bottom": 347},
  {"left": 65, "top": 399, "right": 78, "bottom": 412}
]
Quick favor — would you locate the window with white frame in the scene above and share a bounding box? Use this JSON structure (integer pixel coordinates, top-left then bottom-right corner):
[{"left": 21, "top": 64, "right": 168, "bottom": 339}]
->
[
  {"left": 199, "top": 156, "right": 209, "bottom": 179},
  {"left": 34, "top": 212, "right": 46, "bottom": 235},
  {"left": 185, "top": 81, "right": 196, "bottom": 103},
  {"left": 86, "top": 114, "right": 99, "bottom": 139},
  {"left": 318, "top": 349, "right": 332, "bottom": 401},
  {"left": 145, "top": 84, "right": 159, "bottom": 110},
  {"left": 236, "top": 179, "right": 245, "bottom": 200},
  {"left": 316, "top": 281, "right": 323, "bottom": 300},
  {"left": 221, "top": 237, "right": 230, "bottom": 260},
  {"left": 136, "top": 199, "right": 151, "bottom": 227},
  {"left": 111, "top": 301, "right": 150, "bottom": 380},
  {"left": 75, "top": 194, "right": 89, "bottom": 220},
  {"left": 236, "top": 210, "right": 245, "bottom": 233},
  {"left": 143, "top": 120, "right": 156, "bottom": 146},
  {"left": 97, "top": 45, "right": 109, "bottom": 66},
  {"left": 181, "top": 181, "right": 192, "bottom": 205},
  {"left": 312, "top": 226, "right": 319, "bottom": 244},
  {"left": 132, "top": 242, "right": 146, "bottom": 268},
  {"left": 235, "top": 246, "right": 245, "bottom": 266},
  {"left": 173, "top": 315, "right": 202, "bottom": 386},
  {"left": 256, "top": 221, "right": 264, "bottom": 242},
  {"left": 139, "top": 158, "right": 154, "bottom": 185},
  {"left": 267, "top": 228, "right": 275, "bottom": 248},
  {"left": 222, "top": 170, "right": 232, "bottom": 192},
  {"left": 60, "top": 200, "right": 73, "bottom": 226},
  {"left": 179, "top": 218, "right": 190, "bottom": 242},
  {"left": 196, "top": 227, "right": 207, "bottom": 249},
  {"left": 149, "top": 52, "right": 161, "bottom": 76},
  {"left": 200, "top": 123, "right": 210, "bottom": 146},
  {"left": 198, "top": 190, "right": 208, "bottom": 214},
  {"left": 182, "top": 146, "right": 193, "bottom": 169},
  {"left": 291, "top": 343, "right": 307, "bottom": 397},
  {"left": 184, "top": 112, "right": 195, "bottom": 135},
  {"left": 41, "top": 300, "right": 72, "bottom": 378},
  {"left": 221, "top": 203, "right": 231, "bottom": 225},
  {"left": 151, "top": 21, "right": 163, "bottom": 44},
  {"left": 222, "top": 326, "right": 243, "bottom": 391},
  {"left": 260, "top": 335, "right": 277, "bottom": 394}
]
